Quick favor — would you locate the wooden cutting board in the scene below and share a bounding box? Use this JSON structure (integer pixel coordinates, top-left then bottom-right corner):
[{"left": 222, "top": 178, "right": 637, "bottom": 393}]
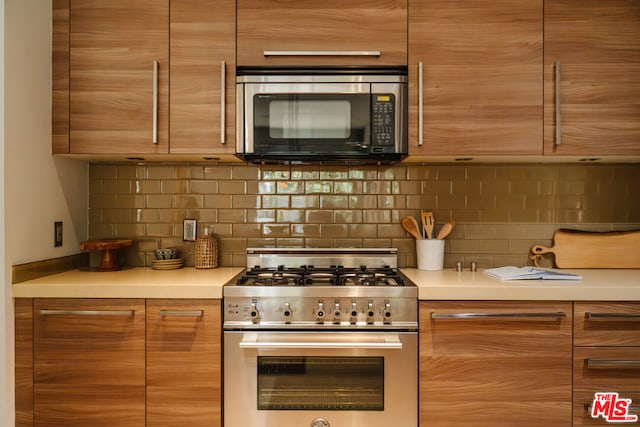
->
[{"left": 530, "top": 229, "right": 640, "bottom": 268}]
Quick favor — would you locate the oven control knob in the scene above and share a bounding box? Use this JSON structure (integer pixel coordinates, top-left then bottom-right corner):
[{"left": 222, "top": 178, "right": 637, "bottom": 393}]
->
[
  {"left": 314, "top": 301, "right": 326, "bottom": 322},
  {"left": 366, "top": 301, "right": 376, "bottom": 323},
  {"left": 349, "top": 301, "right": 359, "bottom": 323},
  {"left": 333, "top": 303, "right": 342, "bottom": 322},
  {"left": 383, "top": 301, "right": 392, "bottom": 323},
  {"left": 282, "top": 302, "right": 293, "bottom": 320},
  {"left": 249, "top": 302, "right": 260, "bottom": 322},
  {"left": 311, "top": 418, "right": 330, "bottom": 427}
]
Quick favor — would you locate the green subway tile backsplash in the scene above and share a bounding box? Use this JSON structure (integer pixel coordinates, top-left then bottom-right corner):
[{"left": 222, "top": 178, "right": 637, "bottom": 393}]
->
[{"left": 88, "top": 163, "right": 640, "bottom": 269}]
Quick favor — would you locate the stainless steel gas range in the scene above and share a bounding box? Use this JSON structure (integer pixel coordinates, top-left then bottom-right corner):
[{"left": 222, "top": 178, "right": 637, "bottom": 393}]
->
[{"left": 223, "top": 248, "right": 418, "bottom": 427}]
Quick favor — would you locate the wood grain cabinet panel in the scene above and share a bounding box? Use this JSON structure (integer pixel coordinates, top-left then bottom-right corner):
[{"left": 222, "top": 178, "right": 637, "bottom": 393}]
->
[
  {"left": 408, "top": 0, "right": 543, "bottom": 156},
  {"left": 573, "top": 302, "right": 640, "bottom": 426},
  {"left": 419, "top": 301, "right": 573, "bottom": 427},
  {"left": 169, "top": 0, "right": 236, "bottom": 155},
  {"left": 33, "top": 298, "right": 146, "bottom": 427},
  {"left": 237, "top": 0, "right": 407, "bottom": 67},
  {"left": 544, "top": 0, "right": 640, "bottom": 155},
  {"left": 146, "top": 299, "right": 222, "bottom": 427},
  {"left": 69, "top": 0, "right": 169, "bottom": 154},
  {"left": 14, "top": 299, "right": 33, "bottom": 427}
]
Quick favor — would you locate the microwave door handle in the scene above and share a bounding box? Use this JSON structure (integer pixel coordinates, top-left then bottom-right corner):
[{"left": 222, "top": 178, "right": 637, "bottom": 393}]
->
[{"left": 239, "top": 334, "right": 403, "bottom": 350}]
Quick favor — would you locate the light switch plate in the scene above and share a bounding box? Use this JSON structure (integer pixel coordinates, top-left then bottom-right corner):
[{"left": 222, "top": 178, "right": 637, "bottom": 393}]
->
[{"left": 183, "top": 219, "right": 197, "bottom": 241}]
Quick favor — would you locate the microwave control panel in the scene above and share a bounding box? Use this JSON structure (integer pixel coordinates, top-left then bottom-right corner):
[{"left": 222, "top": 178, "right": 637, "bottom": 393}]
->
[{"left": 372, "top": 94, "right": 396, "bottom": 147}]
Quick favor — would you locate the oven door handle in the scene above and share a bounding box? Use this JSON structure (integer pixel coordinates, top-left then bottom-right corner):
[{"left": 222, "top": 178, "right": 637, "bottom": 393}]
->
[{"left": 238, "top": 333, "right": 404, "bottom": 350}]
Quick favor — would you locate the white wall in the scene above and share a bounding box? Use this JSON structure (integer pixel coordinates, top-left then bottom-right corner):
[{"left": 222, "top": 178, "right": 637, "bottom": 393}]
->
[{"left": 3, "top": 1, "right": 89, "bottom": 425}]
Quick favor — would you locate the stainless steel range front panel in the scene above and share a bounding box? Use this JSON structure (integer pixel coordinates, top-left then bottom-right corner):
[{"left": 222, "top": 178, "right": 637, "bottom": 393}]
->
[{"left": 224, "top": 330, "right": 418, "bottom": 427}]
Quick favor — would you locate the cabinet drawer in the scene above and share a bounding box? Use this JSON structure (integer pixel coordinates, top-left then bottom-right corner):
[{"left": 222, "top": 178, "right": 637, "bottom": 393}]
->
[
  {"left": 573, "top": 347, "right": 640, "bottom": 425},
  {"left": 575, "top": 302, "right": 640, "bottom": 346}
]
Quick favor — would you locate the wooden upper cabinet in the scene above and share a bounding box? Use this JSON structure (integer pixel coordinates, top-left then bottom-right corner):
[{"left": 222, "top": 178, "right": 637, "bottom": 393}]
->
[
  {"left": 408, "top": 0, "right": 543, "bottom": 156},
  {"left": 170, "top": 0, "right": 236, "bottom": 155},
  {"left": 237, "top": 0, "right": 407, "bottom": 67},
  {"left": 33, "top": 299, "right": 146, "bottom": 426},
  {"left": 69, "top": 0, "right": 169, "bottom": 154},
  {"left": 146, "top": 299, "right": 222, "bottom": 427},
  {"left": 544, "top": 0, "right": 640, "bottom": 156}
]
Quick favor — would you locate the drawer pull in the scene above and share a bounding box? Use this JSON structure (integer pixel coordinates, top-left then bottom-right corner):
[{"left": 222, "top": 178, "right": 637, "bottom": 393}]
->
[
  {"left": 586, "top": 359, "right": 640, "bottom": 369},
  {"left": 263, "top": 50, "right": 381, "bottom": 57},
  {"left": 159, "top": 310, "right": 203, "bottom": 317},
  {"left": 40, "top": 309, "right": 135, "bottom": 316},
  {"left": 586, "top": 312, "right": 640, "bottom": 321},
  {"left": 431, "top": 312, "right": 567, "bottom": 320}
]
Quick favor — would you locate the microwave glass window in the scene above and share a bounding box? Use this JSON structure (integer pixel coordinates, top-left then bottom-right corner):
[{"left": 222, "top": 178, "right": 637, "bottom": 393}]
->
[
  {"left": 257, "top": 356, "right": 384, "bottom": 411},
  {"left": 269, "top": 100, "right": 351, "bottom": 139}
]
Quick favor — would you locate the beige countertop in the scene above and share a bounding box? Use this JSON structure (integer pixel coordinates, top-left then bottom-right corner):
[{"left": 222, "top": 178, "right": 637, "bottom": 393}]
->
[
  {"left": 12, "top": 266, "right": 640, "bottom": 301},
  {"left": 402, "top": 268, "right": 640, "bottom": 301},
  {"left": 12, "top": 267, "right": 243, "bottom": 299}
]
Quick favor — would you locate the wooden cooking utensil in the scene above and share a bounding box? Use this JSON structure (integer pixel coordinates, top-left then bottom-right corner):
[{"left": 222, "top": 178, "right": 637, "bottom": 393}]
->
[
  {"left": 421, "top": 211, "right": 435, "bottom": 239},
  {"left": 401, "top": 216, "right": 424, "bottom": 240},
  {"left": 436, "top": 220, "right": 456, "bottom": 240}
]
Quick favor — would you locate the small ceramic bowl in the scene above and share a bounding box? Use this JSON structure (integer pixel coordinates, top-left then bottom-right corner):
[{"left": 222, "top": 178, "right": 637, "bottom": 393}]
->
[{"left": 154, "top": 248, "right": 178, "bottom": 260}]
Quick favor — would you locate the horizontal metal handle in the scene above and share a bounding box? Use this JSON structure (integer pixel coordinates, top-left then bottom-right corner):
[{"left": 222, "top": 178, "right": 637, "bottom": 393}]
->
[
  {"left": 240, "top": 334, "right": 403, "bottom": 350},
  {"left": 263, "top": 50, "right": 381, "bottom": 57},
  {"left": 431, "top": 312, "right": 567, "bottom": 320},
  {"left": 159, "top": 310, "right": 203, "bottom": 317},
  {"left": 586, "top": 359, "right": 640, "bottom": 369},
  {"left": 40, "top": 309, "right": 135, "bottom": 316},
  {"left": 586, "top": 312, "right": 640, "bottom": 321}
]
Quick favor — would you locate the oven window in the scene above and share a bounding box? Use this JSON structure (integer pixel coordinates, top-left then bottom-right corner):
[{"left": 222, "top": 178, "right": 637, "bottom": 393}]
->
[
  {"left": 269, "top": 100, "right": 351, "bottom": 139},
  {"left": 257, "top": 356, "right": 384, "bottom": 411}
]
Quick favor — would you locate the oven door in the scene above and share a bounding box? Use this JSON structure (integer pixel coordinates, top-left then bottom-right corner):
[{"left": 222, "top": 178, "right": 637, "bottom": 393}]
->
[{"left": 224, "top": 330, "right": 417, "bottom": 427}]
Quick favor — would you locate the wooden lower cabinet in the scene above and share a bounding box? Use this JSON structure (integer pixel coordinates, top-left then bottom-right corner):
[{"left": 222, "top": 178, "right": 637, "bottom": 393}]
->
[
  {"left": 33, "top": 298, "right": 146, "bottom": 426},
  {"left": 419, "top": 301, "right": 573, "bottom": 426},
  {"left": 146, "top": 299, "right": 222, "bottom": 427},
  {"left": 573, "top": 302, "right": 640, "bottom": 426},
  {"left": 16, "top": 298, "right": 222, "bottom": 426}
]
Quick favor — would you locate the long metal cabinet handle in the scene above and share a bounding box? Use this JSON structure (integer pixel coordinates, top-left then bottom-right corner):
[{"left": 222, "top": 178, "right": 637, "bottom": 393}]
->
[
  {"left": 431, "top": 312, "right": 567, "bottom": 320},
  {"left": 159, "top": 310, "right": 204, "bottom": 317},
  {"left": 220, "top": 61, "right": 226, "bottom": 144},
  {"left": 40, "top": 309, "right": 135, "bottom": 316},
  {"left": 586, "top": 312, "right": 640, "bottom": 321},
  {"left": 554, "top": 60, "right": 561, "bottom": 147},
  {"left": 263, "top": 50, "right": 381, "bottom": 57},
  {"left": 152, "top": 60, "right": 159, "bottom": 144},
  {"left": 586, "top": 359, "right": 640, "bottom": 369},
  {"left": 418, "top": 61, "right": 424, "bottom": 146}
]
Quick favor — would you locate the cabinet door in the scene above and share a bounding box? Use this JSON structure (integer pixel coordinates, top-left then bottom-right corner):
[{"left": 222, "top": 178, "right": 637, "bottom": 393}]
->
[
  {"left": 419, "top": 301, "right": 573, "bottom": 427},
  {"left": 15, "top": 299, "right": 33, "bottom": 427},
  {"left": 408, "top": 0, "right": 543, "bottom": 156},
  {"left": 69, "top": 0, "right": 169, "bottom": 154},
  {"left": 237, "top": 0, "right": 407, "bottom": 67},
  {"left": 34, "top": 299, "right": 146, "bottom": 427},
  {"left": 170, "top": 0, "right": 236, "bottom": 155},
  {"left": 544, "top": 0, "right": 640, "bottom": 155},
  {"left": 146, "top": 299, "right": 222, "bottom": 427}
]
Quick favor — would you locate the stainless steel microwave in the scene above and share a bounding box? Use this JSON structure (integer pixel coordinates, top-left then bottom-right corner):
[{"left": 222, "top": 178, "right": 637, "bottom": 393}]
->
[{"left": 235, "top": 68, "right": 408, "bottom": 164}]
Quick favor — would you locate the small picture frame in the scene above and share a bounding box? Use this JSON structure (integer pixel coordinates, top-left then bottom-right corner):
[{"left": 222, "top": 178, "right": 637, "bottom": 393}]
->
[{"left": 183, "top": 219, "right": 197, "bottom": 241}]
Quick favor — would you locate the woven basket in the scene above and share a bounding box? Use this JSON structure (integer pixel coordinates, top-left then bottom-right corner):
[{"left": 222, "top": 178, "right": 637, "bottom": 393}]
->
[{"left": 195, "top": 231, "right": 218, "bottom": 269}]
